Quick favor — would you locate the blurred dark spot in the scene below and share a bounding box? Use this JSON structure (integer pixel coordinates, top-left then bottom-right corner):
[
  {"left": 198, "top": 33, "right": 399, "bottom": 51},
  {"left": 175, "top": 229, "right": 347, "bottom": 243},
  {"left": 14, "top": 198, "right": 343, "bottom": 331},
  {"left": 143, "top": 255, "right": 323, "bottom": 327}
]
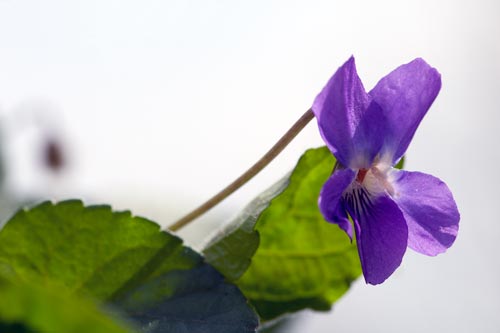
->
[{"left": 43, "top": 138, "right": 65, "bottom": 172}]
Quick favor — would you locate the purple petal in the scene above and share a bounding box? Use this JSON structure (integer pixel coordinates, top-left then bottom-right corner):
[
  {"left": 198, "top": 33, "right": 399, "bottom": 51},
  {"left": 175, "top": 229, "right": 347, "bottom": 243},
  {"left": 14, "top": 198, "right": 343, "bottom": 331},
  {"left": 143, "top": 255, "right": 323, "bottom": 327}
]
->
[
  {"left": 319, "top": 168, "right": 356, "bottom": 239},
  {"left": 391, "top": 170, "right": 459, "bottom": 256},
  {"left": 312, "top": 57, "right": 386, "bottom": 169},
  {"left": 369, "top": 58, "right": 441, "bottom": 164},
  {"left": 345, "top": 192, "right": 408, "bottom": 285}
]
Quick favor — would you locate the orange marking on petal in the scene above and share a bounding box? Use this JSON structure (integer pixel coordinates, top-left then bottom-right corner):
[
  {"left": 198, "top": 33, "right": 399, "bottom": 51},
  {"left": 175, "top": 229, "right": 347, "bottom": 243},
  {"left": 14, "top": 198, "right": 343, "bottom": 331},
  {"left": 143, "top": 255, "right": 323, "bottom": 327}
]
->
[{"left": 356, "top": 168, "right": 368, "bottom": 183}]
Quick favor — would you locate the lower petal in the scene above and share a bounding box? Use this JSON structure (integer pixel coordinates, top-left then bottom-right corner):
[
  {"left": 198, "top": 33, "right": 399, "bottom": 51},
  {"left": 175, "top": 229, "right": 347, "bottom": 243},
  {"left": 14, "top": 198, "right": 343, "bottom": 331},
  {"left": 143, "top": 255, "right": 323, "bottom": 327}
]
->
[
  {"left": 391, "top": 170, "right": 459, "bottom": 256},
  {"left": 319, "top": 168, "right": 356, "bottom": 239},
  {"left": 345, "top": 192, "right": 408, "bottom": 285}
]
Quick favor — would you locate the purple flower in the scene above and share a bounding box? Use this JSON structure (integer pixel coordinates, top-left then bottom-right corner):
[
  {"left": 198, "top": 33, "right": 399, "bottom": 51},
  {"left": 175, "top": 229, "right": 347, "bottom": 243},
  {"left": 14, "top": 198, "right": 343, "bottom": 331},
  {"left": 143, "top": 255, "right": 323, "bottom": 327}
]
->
[{"left": 312, "top": 57, "right": 460, "bottom": 285}]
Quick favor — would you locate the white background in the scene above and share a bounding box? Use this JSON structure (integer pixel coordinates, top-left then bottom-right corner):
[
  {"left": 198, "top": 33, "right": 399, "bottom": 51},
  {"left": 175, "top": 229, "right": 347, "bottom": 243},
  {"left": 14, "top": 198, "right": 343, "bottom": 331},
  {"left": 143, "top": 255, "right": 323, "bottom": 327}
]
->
[{"left": 0, "top": 1, "right": 499, "bottom": 332}]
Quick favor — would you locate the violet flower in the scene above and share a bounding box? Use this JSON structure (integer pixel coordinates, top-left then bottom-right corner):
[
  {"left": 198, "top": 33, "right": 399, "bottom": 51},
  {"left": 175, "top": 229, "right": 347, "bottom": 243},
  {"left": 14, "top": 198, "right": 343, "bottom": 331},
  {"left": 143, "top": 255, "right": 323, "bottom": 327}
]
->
[{"left": 313, "top": 57, "right": 459, "bottom": 284}]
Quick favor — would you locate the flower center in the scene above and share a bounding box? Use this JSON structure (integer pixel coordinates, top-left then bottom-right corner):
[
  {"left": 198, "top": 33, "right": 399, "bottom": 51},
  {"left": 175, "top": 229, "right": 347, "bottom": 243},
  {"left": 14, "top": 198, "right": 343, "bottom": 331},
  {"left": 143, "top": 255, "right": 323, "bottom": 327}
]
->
[
  {"left": 354, "top": 164, "right": 395, "bottom": 197},
  {"left": 343, "top": 164, "right": 396, "bottom": 219},
  {"left": 356, "top": 168, "right": 368, "bottom": 183}
]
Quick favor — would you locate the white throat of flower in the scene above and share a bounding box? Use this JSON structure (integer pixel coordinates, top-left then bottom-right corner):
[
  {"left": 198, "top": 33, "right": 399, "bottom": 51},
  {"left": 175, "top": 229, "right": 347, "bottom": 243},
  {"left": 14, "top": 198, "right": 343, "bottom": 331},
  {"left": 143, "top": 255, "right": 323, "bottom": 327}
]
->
[{"left": 343, "top": 155, "right": 397, "bottom": 215}]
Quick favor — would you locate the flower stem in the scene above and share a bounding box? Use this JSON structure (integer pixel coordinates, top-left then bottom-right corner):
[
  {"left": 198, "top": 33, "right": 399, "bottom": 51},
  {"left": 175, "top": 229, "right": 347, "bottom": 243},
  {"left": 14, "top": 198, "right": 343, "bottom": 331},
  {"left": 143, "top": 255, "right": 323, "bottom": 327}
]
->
[{"left": 168, "top": 108, "right": 314, "bottom": 231}]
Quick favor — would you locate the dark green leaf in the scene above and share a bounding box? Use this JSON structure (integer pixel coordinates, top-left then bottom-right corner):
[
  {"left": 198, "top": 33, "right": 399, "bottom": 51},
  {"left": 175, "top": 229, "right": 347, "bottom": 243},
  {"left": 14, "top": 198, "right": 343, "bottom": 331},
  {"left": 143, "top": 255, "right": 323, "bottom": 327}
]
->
[
  {"left": 0, "top": 274, "right": 133, "bottom": 333},
  {"left": 117, "top": 264, "right": 258, "bottom": 333},
  {"left": 0, "top": 322, "right": 34, "bottom": 333},
  {"left": 0, "top": 201, "right": 258, "bottom": 333}
]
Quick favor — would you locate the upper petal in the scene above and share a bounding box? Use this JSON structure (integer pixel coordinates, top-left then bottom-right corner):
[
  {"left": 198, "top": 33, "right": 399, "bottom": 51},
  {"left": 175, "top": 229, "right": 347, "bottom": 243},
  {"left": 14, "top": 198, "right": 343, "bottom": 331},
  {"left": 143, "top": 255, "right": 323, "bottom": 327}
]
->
[
  {"left": 369, "top": 58, "right": 441, "bottom": 164},
  {"left": 344, "top": 190, "right": 408, "bottom": 285},
  {"left": 319, "top": 168, "right": 356, "bottom": 239},
  {"left": 312, "top": 57, "right": 386, "bottom": 169},
  {"left": 390, "top": 170, "right": 459, "bottom": 256}
]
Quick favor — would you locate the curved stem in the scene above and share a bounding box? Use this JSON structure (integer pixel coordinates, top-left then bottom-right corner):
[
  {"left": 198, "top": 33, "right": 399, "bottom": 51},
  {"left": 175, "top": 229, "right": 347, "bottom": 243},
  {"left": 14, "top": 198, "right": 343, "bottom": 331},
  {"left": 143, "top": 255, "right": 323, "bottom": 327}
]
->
[{"left": 168, "top": 108, "right": 314, "bottom": 231}]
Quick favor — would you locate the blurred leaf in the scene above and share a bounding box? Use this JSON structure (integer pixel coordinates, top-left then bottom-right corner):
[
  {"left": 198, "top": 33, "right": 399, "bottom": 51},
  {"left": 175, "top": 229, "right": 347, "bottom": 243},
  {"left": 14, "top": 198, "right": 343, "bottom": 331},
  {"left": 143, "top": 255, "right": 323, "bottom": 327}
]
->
[
  {"left": 0, "top": 274, "right": 133, "bottom": 333},
  {"left": 203, "top": 176, "right": 289, "bottom": 281},
  {"left": 0, "top": 201, "right": 258, "bottom": 333},
  {"left": 206, "top": 147, "right": 362, "bottom": 320}
]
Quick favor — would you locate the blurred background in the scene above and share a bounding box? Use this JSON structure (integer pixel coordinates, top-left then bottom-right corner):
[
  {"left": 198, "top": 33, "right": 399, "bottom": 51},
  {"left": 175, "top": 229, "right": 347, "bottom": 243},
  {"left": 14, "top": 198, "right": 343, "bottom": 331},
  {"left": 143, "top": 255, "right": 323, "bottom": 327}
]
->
[{"left": 0, "top": 0, "right": 499, "bottom": 332}]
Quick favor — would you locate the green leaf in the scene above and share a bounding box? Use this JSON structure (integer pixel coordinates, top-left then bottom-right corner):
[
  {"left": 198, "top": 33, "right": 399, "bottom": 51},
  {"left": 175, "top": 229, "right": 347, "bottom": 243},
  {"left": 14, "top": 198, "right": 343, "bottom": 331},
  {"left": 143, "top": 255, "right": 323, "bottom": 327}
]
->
[
  {"left": 0, "top": 201, "right": 258, "bottom": 332},
  {"left": 0, "top": 200, "right": 194, "bottom": 299},
  {"left": 203, "top": 176, "right": 289, "bottom": 281},
  {"left": 0, "top": 274, "right": 133, "bottom": 333},
  {"left": 206, "top": 147, "right": 362, "bottom": 320},
  {"left": 395, "top": 156, "right": 405, "bottom": 169}
]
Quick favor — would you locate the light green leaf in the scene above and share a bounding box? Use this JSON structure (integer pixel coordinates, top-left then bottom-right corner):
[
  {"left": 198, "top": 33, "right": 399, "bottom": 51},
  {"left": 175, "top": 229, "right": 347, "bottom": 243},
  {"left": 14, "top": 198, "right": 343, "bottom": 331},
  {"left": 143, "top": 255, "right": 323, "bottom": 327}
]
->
[
  {"left": 203, "top": 176, "right": 289, "bottom": 281},
  {"left": 0, "top": 274, "right": 133, "bottom": 333},
  {"left": 395, "top": 156, "right": 405, "bottom": 169},
  {"left": 238, "top": 147, "right": 362, "bottom": 320},
  {"left": 0, "top": 200, "right": 258, "bottom": 332},
  {"left": 206, "top": 147, "right": 362, "bottom": 320}
]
